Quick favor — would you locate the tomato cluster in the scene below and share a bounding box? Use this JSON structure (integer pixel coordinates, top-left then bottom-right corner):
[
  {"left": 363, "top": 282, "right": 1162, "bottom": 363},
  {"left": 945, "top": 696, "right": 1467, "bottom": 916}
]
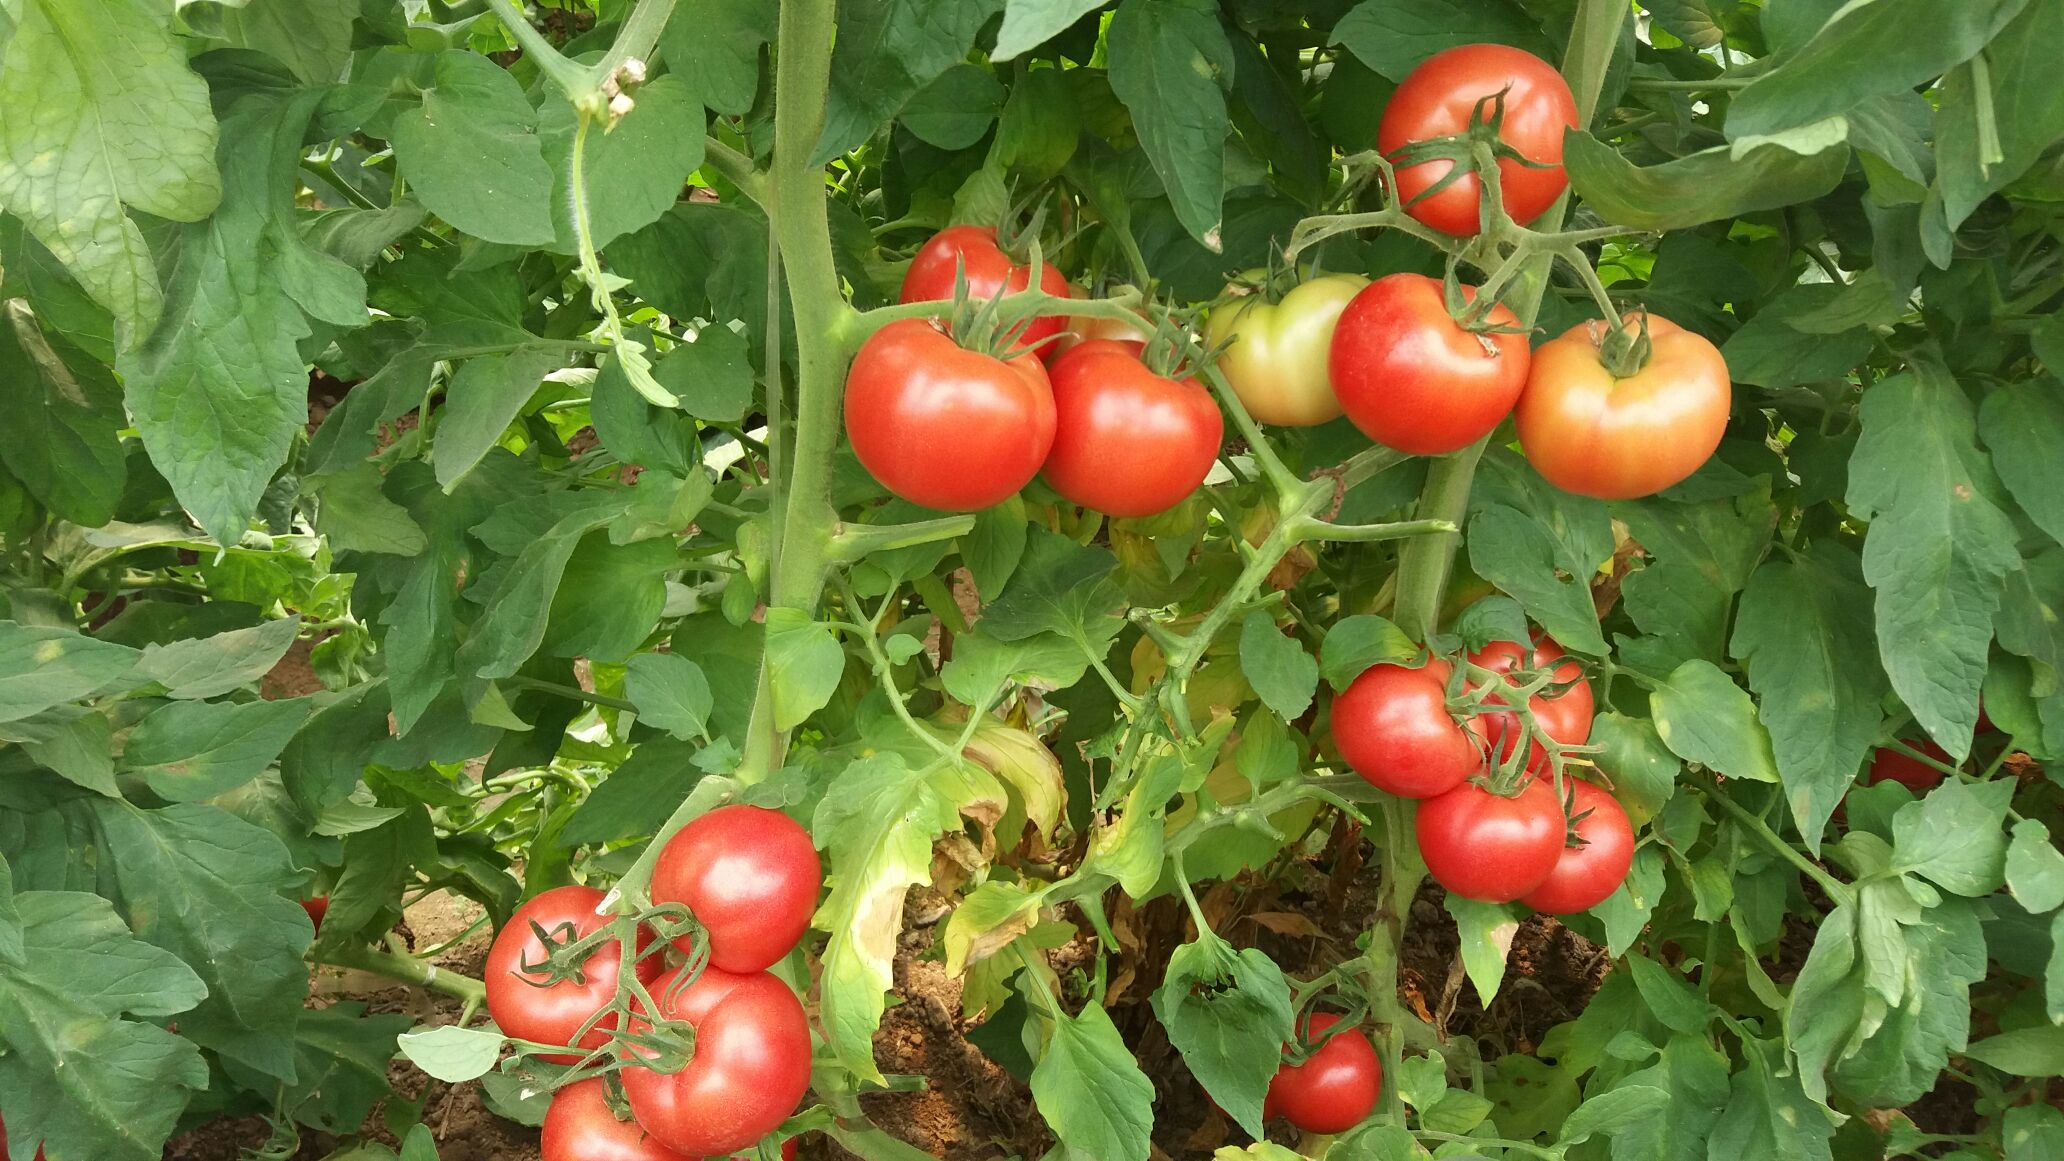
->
[{"left": 487, "top": 805, "right": 820, "bottom": 1161}]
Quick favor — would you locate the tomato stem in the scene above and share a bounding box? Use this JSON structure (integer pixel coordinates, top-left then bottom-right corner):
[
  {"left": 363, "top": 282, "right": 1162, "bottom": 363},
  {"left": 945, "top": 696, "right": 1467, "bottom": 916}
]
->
[{"left": 314, "top": 943, "right": 486, "bottom": 1006}]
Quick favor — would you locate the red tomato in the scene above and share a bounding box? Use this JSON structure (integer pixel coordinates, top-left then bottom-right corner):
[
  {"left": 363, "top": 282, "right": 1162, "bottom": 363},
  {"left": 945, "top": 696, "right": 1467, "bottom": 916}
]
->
[
  {"left": 620, "top": 966, "right": 814, "bottom": 1158},
  {"left": 1058, "top": 285, "right": 1150, "bottom": 358},
  {"left": 1330, "top": 661, "right": 1480, "bottom": 799},
  {"left": 1416, "top": 778, "right": 1565, "bottom": 903},
  {"left": 300, "top": 895, "right": 329, "bottom": 933},
  {"left": 1867, "top": 740, "right": 1952, "bottom": 792},
  {"left": 544, "top": 1077, "right": 697, "bottom": 1161},
  {"left": 485, "top": 885, "right": 661, "bottom": 1063},
  {"left": 1519, "top": 780, "right": 1634, "bottom": 915},
  {"left": 1378, "top": 44, "right": 1578, "bottom": 236},
  {"left": 1041, "top": 340, "right": 1223, "bottom": 518},
  {"left": 1466, "top": 636, "right": 1594, "bottom": 775},
  {"left": 1329, "top": 274, "right": 1530, "bottom": 455},
  {"left": 651, "top": 804, "right": 821, "bottom": 974},
  {"left": 1266, "top": 1012, "right": 1381, "bottom": 1134},
  {"left": 1516, "top": 314, "right": 1732, "bottom": 500},
  {"left": 900, "top": 225, "right": 1071, "bottom": 354},
  {"left": 845, "top": 318, "right": 1056, "bottom": 511}
]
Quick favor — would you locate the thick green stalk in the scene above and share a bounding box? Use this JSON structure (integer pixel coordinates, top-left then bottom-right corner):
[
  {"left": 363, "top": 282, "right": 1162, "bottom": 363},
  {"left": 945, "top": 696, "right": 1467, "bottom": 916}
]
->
[{"left": 315, "top": 944, "right": 487, "bottom": 1005}]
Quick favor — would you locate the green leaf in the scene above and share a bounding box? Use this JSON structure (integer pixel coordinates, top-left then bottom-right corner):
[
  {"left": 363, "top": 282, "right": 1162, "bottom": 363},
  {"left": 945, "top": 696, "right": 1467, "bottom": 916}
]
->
[
  {"left": 625, "top": 652, "right": 713, "bottom": 741},
  {"left": 1719, "top": 283, "right": 1875, "bottom": 390},
  {"left": 994, "top": 67, "right": 1082, "bottom": 182},
  {"left": 0, "top": 0, "right": 221, "bottom": 343},
  {"left": 1445, "top": 894, "right": 1518, "bottom": 1005},
  {"left": 1626, "top": 955, "right": 1710, "bottom": 1035},
  {"left": 901, "top": 64, "right": 1006, "bottom": 150},
  {"left": 1891, "top": 779, "right": 2013, "bottom": 896},
  {"left": 398, "top": 1025, "right": 505, "bottom": 1083},
  {"left": 1726, "top": 0, "right": 2030, "bottom": 141},
  {"left": 942, "top": 880, "right": 1045, "bottom": 976},
  {"left": 0, "top": 622, "right": 138, "bottom": 723},
  {"left": 269, "top": 1003, "right": 414, "bottom": 1135},
  {"left": 1030, "top": 995, "right": 1157, "bottom": 1161},
  {"left": 963, "top": 496, "right": 1031, "bottom": 601},
  {"left": 1108, "top": 0, "right": 1236, "bottom": 250},
  {"left": 561, "top": 736, "right": 704, "bottom": 846},
  {"left": 1847, "top": 362, "right": 2022, "bottom": 759},
  {"left": 817, "top": 0, "right": 1003, "bottom": 164},
  {"left": 1648, "top": 660, "right": 1779, "bottom": 784},
  {"left": 1933, "top": 2, "right": 2064, "bottom": 228},
  {"left": 1731, "top": 544, "right": 1888, "bottom": 847},
  {"left": 132, "top": 617, "right": 299, "bottom": 700},
  {"left": 993, "top": 0, "right": 1107, "bottom": 60},
  {"left": 1643, "top": 0, "right": 1727, "bottom": 49},
  {"left": 388, "top": 51, "right": 556, "bottom": 246},
  {"left": 0, "top": 300, "right": 127, "bottom": 527},
  {"left": 813, "top": 752, "right": 1003, "bottom": 1082},
  {"left": 2006, "top": 1105, "right": 2064, "bottom": 1161},
  {"left": 763, "top": 608, "right": 846, "bottom": 732},
  {"left": 1558, "top": 1084, "right": 1669, "bottom": 1147},
  {"left": 1595, "top": 844, "right": 1666, "bottom": 956},
  {"left": 2006, "top": 819, "right": 2064, "bottom": 913},
  {"left": 312, "top": 463, "right": 430, "bottom": 557},
  {"left": 1330, "top": 0, "right": 1554, "bottom": 81},
  {"left": 1587, "top": 712, "right": 1679, "bottom": 827},
  {"left": 1564, "top": 131, "right": 1848, "bottom": 231},
  {"left": 1318, "top": 614, "right": 1418, "bottom": 690},
  {"left": 1150, "top": 937, "right": 1295, "bottom": 1139},
  {"left": 118, "top": 697, "right": 312, "bottom": 802},
  {"left": 1604, "top": 1033, "right": 1731, "bottom": 1161},
  {"left": 89, "top": 801, "right": 312, "bottom": 1082},
  {"left": 1239, "top": 613, "right": 1317, "bottom": 721},
  {"left": 656, "top": 0, "right": 773, "bottom": 115},
  {"left": 656, "top": 324, "right": 755, "bottom": 423},
  {"left": 541, "top": 76, "right": 706, "bottom": 252},
  {"left": 1965, "top": 1025, "right": 2064, "bottom": 1077},
  {"left": 942, "top": 629, "right": 1092, "bottom": 708},
  {"left": 1467, "top": 449, "right": 1612, "bottom": 655},
  {"left": 456, "top": 493, "right": 631, "bottom": 681},
  {"left": 1707, "top": 1034, "right": 1835, "bottom": 1161},
  {"left": 432, "top": 347, "right": 568, "bottom": 490},
  {"left": 23, "top": 709, "right": 117, "bottom": 796},
  {"left": 980, "top": 528, "right": 1127, "bottom": 647},
  {"left": 1979, "top": 381, "right": 2064, "bottom": 549},
  {"left": 1615, "top": 487, "right": 1771, "bottom": 667},
  {"left": 204, "top": 0, "right": 358, "bottom": 83}
]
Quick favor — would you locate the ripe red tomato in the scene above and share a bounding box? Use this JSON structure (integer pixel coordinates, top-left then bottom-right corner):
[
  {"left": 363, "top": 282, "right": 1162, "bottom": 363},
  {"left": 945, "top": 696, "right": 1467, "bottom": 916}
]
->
[
  {"left": 1378, "top": 44, "right": 1578, "bottom": 236},
  {"left": 1330, "top": 661, "right": 1480, "bottom": 799},
  {"left": 1265, "top": 1012, "right": 1381, "bottom": 1134},
  {"left": 544, "top": 1077, "right": 697, "bottom": 1161},
  {"left": 1329, "top": 274, "right": 1530, "bottom": 455},
  {"left": 1519, "top": 780, "right": 1634, "bottom": 915},
  {"left": 1867, "top": 740, "right": 1952, "bottom": 792},
  {"left": 1059, "top": 285, "right": 1150, "bottom": 358},
  {"left": 1205, "top": 274, "right": 1369, "bottom": 426},
  {"left": 845, "top": 318, "right": 1056, "bottom": 512},
  {"left": 1041, "top": 340, "right": 1223, "bottom": 518},
  {"left": 1516, "top": 314, "right": 1732, "bottom": 500},
  {"left": 1466, "top": 636, "right": 1594, "bottom": 775},
  {"left": 651, "top": 804, "right": 821, "bottom": 974},
  {"left": 1416, "top": 778, "right": 1565, "bottom": 903},
  {"left": 485, "top": 885, "right": 661, "bottom": 1062},
  {"left": 620, "top": 966, "right": 814, "bottom": 1158},
  {"left": 300, "top": 895, "right": 329, "bottom": 933},
  {"left": 900, "top": 225, "right": 1071, "bottom": 354}
]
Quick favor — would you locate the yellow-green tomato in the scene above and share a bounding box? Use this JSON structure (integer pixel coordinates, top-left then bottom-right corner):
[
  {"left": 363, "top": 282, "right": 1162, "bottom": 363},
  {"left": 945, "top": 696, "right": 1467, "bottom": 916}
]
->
[{"left": 1205, "top": 274, "right": 1370, "bottom": 426}]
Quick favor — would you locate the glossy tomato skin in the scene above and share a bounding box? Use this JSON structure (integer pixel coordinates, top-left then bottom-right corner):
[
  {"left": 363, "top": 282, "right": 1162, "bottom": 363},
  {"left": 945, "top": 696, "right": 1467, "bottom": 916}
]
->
[
  {"left": 620, "top": 966, "right": 814, "bottom": 1158},
  {"left": 300, "top": 895, "right": 329, "bottom": 933},
  {"left": 1266, "top": 1013, "right": 1381, "bottom": 1135},
  {"left": 1331, "top": 662, "right": 1479, "bottom": 799},
  {"left": 1059, "top": 286, "right": 1150, "bottom": 358},
  {"left": 1517, "top": 314, "right": 1732, "bottom": 500},
  {"left": 486, "top": 886, "right": 662, "bottom": 1063},
  {"left": 651, "top": 804, "right": 821, "bottom": 974},
  {"left": 845, "top": 318, "right": 1056, "bottom": 512},
  {"left": 1206, "top": 274, "right": 1370, "bottom": 426},
  {"left": 1041, "top": 340, "right": 1223, "bottom": 518},
  {"left": 1466, "top": 636, "right": 1594, "bottom": 774},
  {"left": 900, "top": 225, "right": 1071, "bottom": 354},
  {"left": 543, "top": 1078, "right": 697, "bottom": 1161},
  {"left": 1330, "top": 274, "right": 1530, "bottom": 455},
  {"left": 1519, "top": 781, "right": 1634, "bottom": 914},
  {"left": 1378, "top": 44, "right": 1578, "bottom": 236},
  {"left": 1867, "top": 740, "right": 1952, "bottom": 792},
  {"left": 1416, "top": 778, "right": 1565, "bottom": 903}
]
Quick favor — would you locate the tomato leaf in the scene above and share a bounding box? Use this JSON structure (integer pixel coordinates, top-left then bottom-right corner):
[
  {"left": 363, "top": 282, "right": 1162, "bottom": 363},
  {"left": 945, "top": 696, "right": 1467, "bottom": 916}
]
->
[
  {"left": 992, "top": 0, "right": 1108, "bottom": 60},
  {"left": 656, "top": 0, "right": 773, "bottom": 115},
  {"left": 1615, "top": 488, "right": 1771, "bottom": 669},
  {"left": 624, "top": 652, "right": 714, "bottom": 741},
  {"left": 0, "top": 622, "right": 139, "bottom": 724},
  {"left": 432, "top": 348, "right": 571, "bottom": 490},
  {"left": 1980, "top": 385, "right": 2064, "bottom": 553},
  {"left": 398, "top": 1025, "right": 505, "bottom": 1083},
  {"left": 118, "top": 697, "right": 313, "bottom": 802},
  {"left": 131, "top": 617, "right": 299, "bottom": 701},
  {"left": 1891, "top": 780, "right": 2013, "bottom": 897},
  {"left": 1149, "top": 936, "right": 1294, "bottom": 1139},
  {"left": 979, "top": 528, "right": 1126, "bottom": 647},
  {"left": 1707, "top": 1034, "right": 1837, "bottom": 1161},
  {"left": 1329, "top": 0, "right": 1553, "bottom": 82},
  {"left": 901, "top": 64, "right": 1007, "bottom": 152},
  {"left": 1108, "top": 0, "right": 1236, "bottom": 250},
  {"left": 1319, "top": 614, "right": 1419, "bottom": 689},
  {"left": 1649, "top": 662, "right": 1779, "bottom": 785},
  {"left": 1563, "top": 130, "right": 1848, "bottom": 231},
  {"left": 1586, "top": 712, "right": 1679, "bottom": 827},
  {"left": 2005, "top": 819, "right": 2064, "bottom": 913},
  {"left": 1467, "top": 450, "right": 1612, "bottom": 656},
  {"left": 1556, "top": 1083, "right": 1669, "bottom": 1147},
  {"left": 388, "top": 51, "right": 556, "bottom": 246},
  {"left": 1444, "top": 894, "right": 1518, "bottom": 1005},
  {"left": 1239, "top": 612, "right": 1317, "bottom": 721},
  {"left": 817, "top": 0, "right": 1002, "bottom": 165},
  {"left": 540, "top": 76, "right": 706, "bottom": 252},
  {"left": 764, "top": 609, "right": 848, "bottom": 732},
  {"left": 248, "top": 1002, "right": 414, "bottom": 1135},
  {"left": 0, "top": 303, "right": 128, "bottom": 528},
  {"left": 1718, "top": 284, "right": 1875, "bottom": 390},
  {"left": 1029, "top": 994, "right": 1156, "bottom": 1161}
]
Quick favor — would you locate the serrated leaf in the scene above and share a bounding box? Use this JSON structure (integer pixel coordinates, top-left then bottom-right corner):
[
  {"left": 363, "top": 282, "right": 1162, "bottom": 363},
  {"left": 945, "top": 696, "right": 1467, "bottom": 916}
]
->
[
  {"left": 1030, "top": 996, "right": 1157, "bottom": 1161},
  {"left": 1979, "top": 381, "right": 2064, "bottom": 549},
  {"left": 624, "top": 652, "right": 713, "bottom": 742},
  {"left": 0, "top": 299, "right": 128, "bottom": 527},
  {"left": 2006, "top": 819, "right": 2064, "bottom": 913},
  {"left": 1467, "top": 449, "right": 1612, "bottom": 655},
  {"left": 1587, "top": 712, "right": 1678, "bottom": 828},
  {"left": 816, "top": 0, "right": 1003, "bottom": 164},
  {"left": 1108, "top": 0, "right": 1236, "bottom": 249},
  {"left": 1891, "top": 780, "right": 2012, "bottom": 896},
  {"left": 943, "top": 880, "right": 1045, "bottom": 976},
  {"left": 399, "top": 1024, "right": 505, "bottom": 1082},
  {"left": 963, "top": 495, "right": 1030, "bottom": 601},
  {"left": 118, "top": 696, "right": 312, "bottom": 802},
  {"left": 764, "top": 609, "right": 846, "bottom": 732},
  {"left": 1564, "top": 130, "right": 1848, "bottom": 231},
  {"left": 1238, "top": 613, "right": 1317, "bottom": 721},
  {"left": 980, "top": 528, "right": 1126, "bottom": 646},
  {"left": 1648, "top": 660, "right": 1779, "bottom": 784},
  {"left": 132, "top": 617, "right": 299, "bottom": 700},
  {"left": 1150, "top": 937, "right": 1295, "bottom": 1139},
  {"left": 992, "top": 0, "right": 1107, "bottom": 60},
  {"left": 655, "top": 0, "right": 773, "bottom": 115},
  {"left": 388, "top": 51, "right": 555, "bottom": 245},
  {"left": 1445, "top": 894, "right": 1517, "bottom": 1005},
  {"left": 1319, "top": 614, "right": 1417, "bottom": 690},
  {"left": 1559, "top": 1083, "right": 1669, "bottom": 1146},
  {"left": 541, "top": 75, "right": 705, "bottom": 252},
  {"left": 433, "top": 348, "right": 569, "bottom": 490},
  {"left": 0, "top": 622, "right": 138, "bottom": 723},
  {"left": 1719, "top": 283, "right": 1875, "bottom": 390}
]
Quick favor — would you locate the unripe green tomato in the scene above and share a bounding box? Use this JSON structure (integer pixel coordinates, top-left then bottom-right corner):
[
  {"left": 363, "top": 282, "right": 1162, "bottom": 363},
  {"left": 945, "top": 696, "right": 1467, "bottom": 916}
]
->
[{"left": 1205, "top": 274, "right": 1370, "bottom": 426}]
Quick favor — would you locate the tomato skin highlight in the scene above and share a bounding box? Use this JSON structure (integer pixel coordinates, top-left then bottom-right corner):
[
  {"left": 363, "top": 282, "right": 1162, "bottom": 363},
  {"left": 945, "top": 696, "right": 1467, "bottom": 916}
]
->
[
  {"left": 1331, "top": 662, "right": 1480, "bottom": 799},
  {"left": 300, "top": 895, "right": 329, "bottom": 934},
  {"left": 1867, "top": 740, "right": 1952, "bottom": 792},
  {"left": 1206, "top": 274, "right": 1369, "bottom": 426},
  {"left": 899, "top": 225, "right": 1072, "bottom": 354},
  {"left": 1465, "top": 636, "right": 1595, "bottom": 775},
  {"left": 1516, "top": 314, "right": 1732, "bottom": 500},
  {"left": 1416, "top": 778, "right": 1566, "bottom": 903},
  {"left": 1378, "top": 44, "right": 1578, "bottom": 237},
  {"left": 544, "top": 1077, "right": 698, "bottom": 1161},
  {"left": 485, "top": 885, "right": 662, "bottom": 1063},
  {"left": 845, "top": 318, "right": 1056, "bottom": 512},
  {"left": 1519, "top": 781, "right": 1634, "bottom": 915},
  {"left": 1266, "top": 1013, "right": 1381, "bottom": 1135},
  {"left": 620, "top": 966, "right": 814, "bottom": 1158},
  {"left": 1040, "top": 340, "right": 1223, "bottom": 518},
  {"left": 1329, "top": 274, "right": 1530, "bottom": 455},
  {"left": 651, "top": 804, "right": 821, "bottom": 974}
]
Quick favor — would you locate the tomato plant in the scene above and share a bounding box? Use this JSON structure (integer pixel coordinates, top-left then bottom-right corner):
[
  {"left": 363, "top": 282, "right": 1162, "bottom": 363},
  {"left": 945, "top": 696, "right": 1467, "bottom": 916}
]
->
[{"left": 2, "top": 1, "right": 2062, "bottom": 1159}]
